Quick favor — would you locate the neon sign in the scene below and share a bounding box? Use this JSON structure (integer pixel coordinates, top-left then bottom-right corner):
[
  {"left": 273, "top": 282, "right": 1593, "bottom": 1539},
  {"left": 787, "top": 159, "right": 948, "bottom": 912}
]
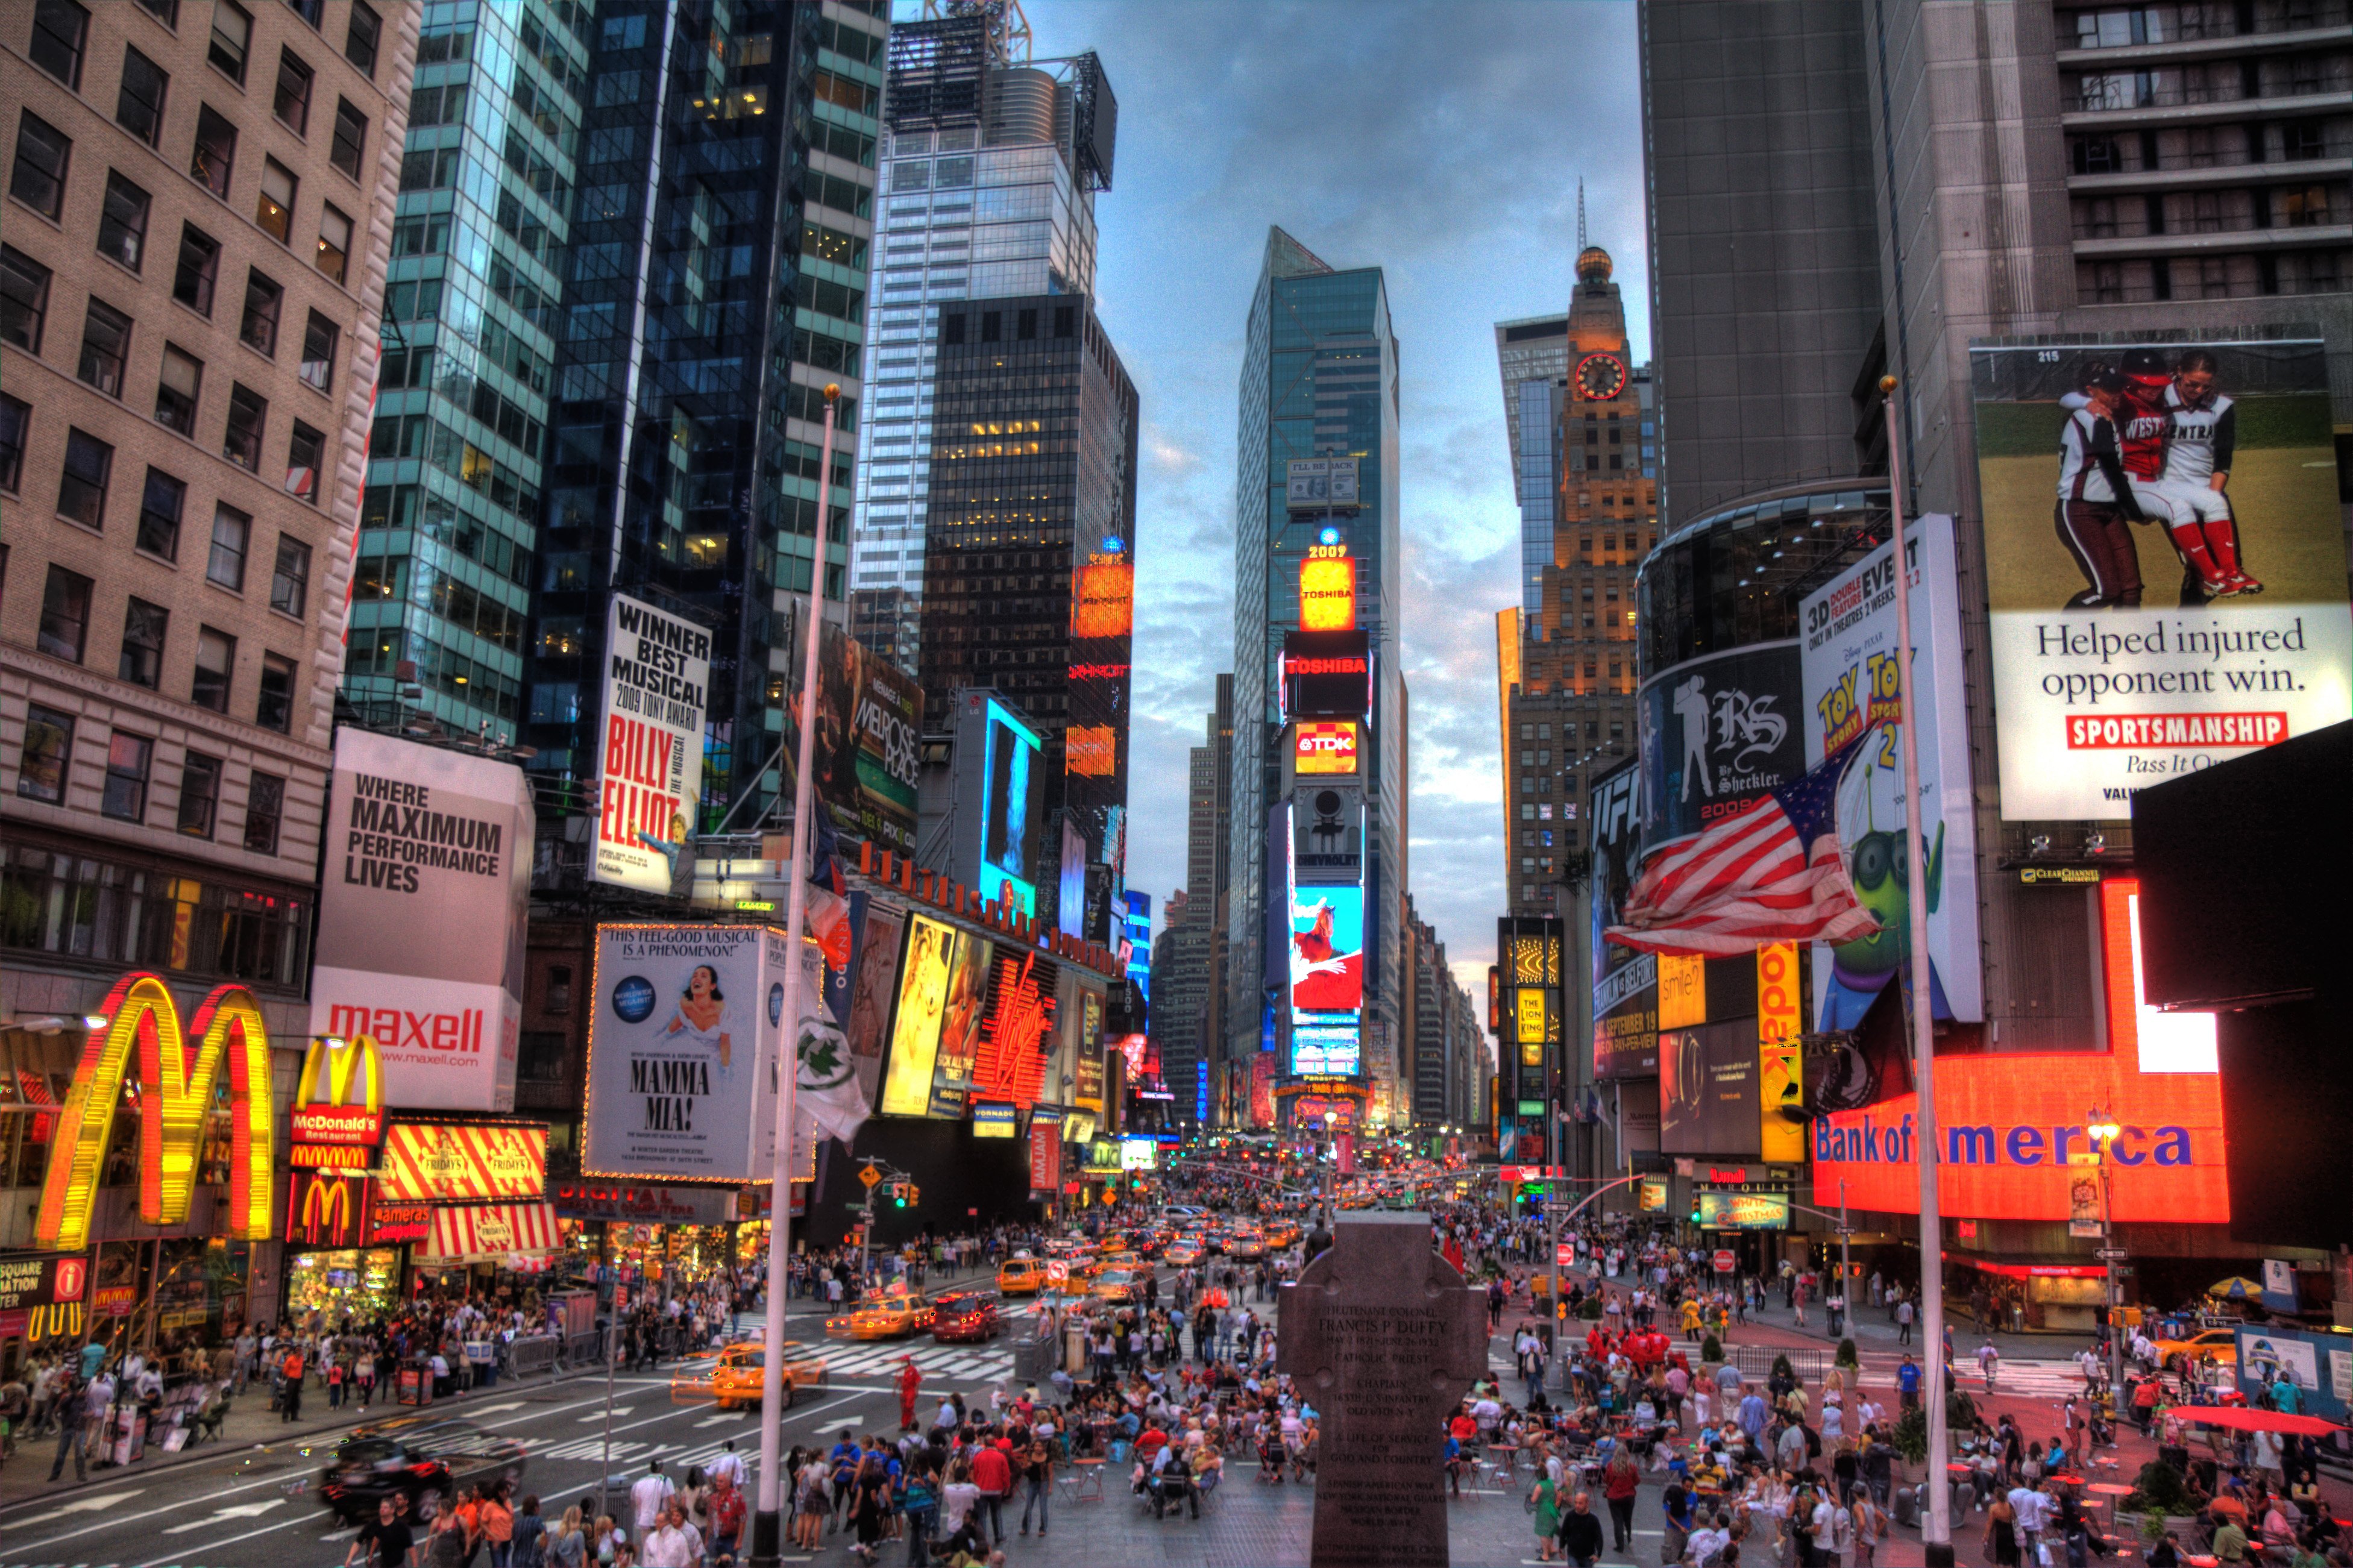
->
[
  {"left": 36, "top": 973, "right": 275, "bottom": 1252},
  {"left": 1293, "top": 721, "right": 1359, "bottom": 776},
  {"left": 1298, "top": 551, "right": 1356, "bottom": 632}
]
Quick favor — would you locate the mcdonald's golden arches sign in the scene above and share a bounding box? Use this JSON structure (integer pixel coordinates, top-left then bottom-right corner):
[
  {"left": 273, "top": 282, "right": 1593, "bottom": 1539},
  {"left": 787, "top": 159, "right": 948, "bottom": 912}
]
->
[
  {"left": 291, "top": 1033, "right": 386, "bottom": 1146},
  {"left": 285, "top": 1170, "right": 375, "bottom": 1248}
]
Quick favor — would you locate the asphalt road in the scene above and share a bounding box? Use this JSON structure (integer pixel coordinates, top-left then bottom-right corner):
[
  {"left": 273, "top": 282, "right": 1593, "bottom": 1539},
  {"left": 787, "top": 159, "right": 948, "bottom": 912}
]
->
[{"left": 0, "top": 1297, "right": 1025, "bottom": 1568}]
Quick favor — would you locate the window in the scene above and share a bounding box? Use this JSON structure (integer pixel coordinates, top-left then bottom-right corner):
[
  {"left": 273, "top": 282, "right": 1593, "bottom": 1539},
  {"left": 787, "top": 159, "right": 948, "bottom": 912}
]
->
[
  {"left": 191, "top": 107, "right": 236, "bottom": 198},
  {"left": 192, "top": 627, "right": 234, "bottom": 711},
  {"left": 119, "top": 596, "right": 168, "bottom": 687},
  {"left": 135, "top": 465, "right": 186, "bottom": 556},
  {"left": 256, "top": 158, "right": 295, "bottom": 243},
  {"left": 208, "top": 0, "right": 252, "bottom": 81},
  {"left": 102, "top": 732, "right": 152, "bottom": 820},
  {"left": 272, "top": 48, "right": 313, "bottom": 133},
  {"left": 299, "top": 310, "right": 336, "bottom": 390},
  {"left": 177, "top": 751, "right": 221, "bottom": 836},
  {"left": 224, "top": 383, "right": 265, "bottom": 469},
  {"left": 38, "top": 565, "right": 93, "bottom": 660},
  {"left": 11, "top": 111, "right": 71, "bottom": 219},
  {"left": 256, "top": 652, "right": 294, "bottom": 732},
  {"left": 134, "top": 0, "right": 178, "bottom": 22},
  {"left": 330, "top": 99, "right": 366, "bottom": 178},
  {"left": 314, "top": 202, "right": 350, "bottom": 283},
  {"left": 238, "top": 771, "right": 285, "bottom": 853},
  {"left": 172, "top": 223, "right": 220, "bottom": 313},
  {"left": 344, "top": 1, "right": 380, "bottom": 76},
  {"left": 545, "top": 965, "right": 573, "bottom": 1013},
  {"left": 78, "top": 298, "right": 132, "bottom": 397},
  {"left": 287, "top": 0, "right": 322, "bottom": 25},
  {"left": 269, "top": 533, "right": 310, "bottom": 616},
  {"left": 239, "top": 269, "right": 281, "bottom": 353},
  {"left": 0, "top": 246, "right": 49, "bottom": 351},
  {"left": 285, "top": 419, "right": 322, "bottom": 501},
  {"left": 98, "top": 171, "right": 152, "bottom": 269},
  {"left": 28, "top": 0, "right": 89, "bottom": 89},
  {"left": 57, "top": 428, "right": 112, "bottom": 527},
  {"left": 16, "top": 705, "right": 74, "bottom": 803},
  {"left": 151, "top": 343, "right": 203, "bottom": 435},
  {"left": 0, "top": 394, "right": 25, "bottom": 492},
  {"left": 207, "top": 503, "right": 250, "bottom": 588},
  {"left": 117, "top": 46, "right": 169, "bottom": 145}
]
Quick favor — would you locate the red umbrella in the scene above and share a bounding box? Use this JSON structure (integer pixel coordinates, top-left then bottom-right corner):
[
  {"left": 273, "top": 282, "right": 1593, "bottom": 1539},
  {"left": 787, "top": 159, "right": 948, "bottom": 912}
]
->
[{"left": 2173, "top": 1405, "right": 2342, "bottom": 1437}]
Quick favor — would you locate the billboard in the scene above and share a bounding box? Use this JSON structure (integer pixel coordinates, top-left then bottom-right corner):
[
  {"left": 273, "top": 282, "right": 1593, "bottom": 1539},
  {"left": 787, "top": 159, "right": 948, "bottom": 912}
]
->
[
  {"left": 1281, "top": 629, "right": 1372, "bottom": 720},
  {"left": 1289, "top": 884, "right": 1363, "bottom": 1077},
  {"left": 949, "top": 694, "right": 1047, "bottom": 916},
  {"left": 1294, "top": 721, "right": 1360, "bottom": 776},
  {"left": 380, "top": 1122, "right": 547, "bottom": 1202},
  {"left": 1298, "top": 549, "right": 1357, "bottom": 632},
  {"left": 1071, "top": 557, "right": 1135, "bottom": 639},
  {"left": 582, "top": 924, "right": 788, "bottom": 1182},
  {"left": 310, "top": 729, "right": 532, "bottom": 1113},
  {"left": 1799, "top": 513, "right": 1984, "bottom": 1029},
  {"left": 594, "top": 593, "right": 711, "bottom": 892},
  {"left": 1286, "top": 456, "right": 1360, "bottom": 509},
  {"left": 840, "top": 901, "right": 903, "bottom": 1113},
  {"left": 876, "top": 915, "right": 991, "bottom": 1119},
  {"left": 969, "top": 949, "right": 1059, "bottom": 1110},
  {"left": 1756, "top": 942, "right": 1806, "bottom": 1162},
  {"left": 1638, "top": 642, "right": 1805, "bottom": 858},
  {"left": 781, "top": 607, "right": 923, "bottom": 855},
  {"left": 1969, "top": 340, "right": 2351, "bottom": 821},
  {"left": 1697, "top": 1190, "right": 1791, "bottom": 1229},
  {"left": 1292, "top": 783, "right": 1363, "bottom": 882},
  {"left": 2100, "top": 877, "right": 2217, "bottom": 1074},
  {"left": 1588, "top": 759, "right": 1655, "bottom": 1079},
  {"left": 1659, "top": 1020, "right": 1761, "bottom": 1157}
]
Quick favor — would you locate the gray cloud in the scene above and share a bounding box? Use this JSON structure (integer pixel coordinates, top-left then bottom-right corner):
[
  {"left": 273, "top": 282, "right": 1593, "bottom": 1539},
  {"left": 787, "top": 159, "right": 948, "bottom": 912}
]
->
[{"left": 999, "top": 0, "right": 1648, "bottom": 985}]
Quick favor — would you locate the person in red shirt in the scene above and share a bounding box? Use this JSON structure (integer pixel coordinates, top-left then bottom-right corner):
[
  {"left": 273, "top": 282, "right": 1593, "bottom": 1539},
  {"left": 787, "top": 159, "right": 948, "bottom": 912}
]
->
[
  {"left": 969, "top": 1438, "right": 1013, "bottom": 1549},
  {"left": 709, "top": 1475, "right": 746, "bottom": 1561},
  {"left": 1136, "top": 1422, "right": 1170, "bottom": 1463},
  {"left": 896, "top": 1359, "right": 921, "bottom": 1433}
]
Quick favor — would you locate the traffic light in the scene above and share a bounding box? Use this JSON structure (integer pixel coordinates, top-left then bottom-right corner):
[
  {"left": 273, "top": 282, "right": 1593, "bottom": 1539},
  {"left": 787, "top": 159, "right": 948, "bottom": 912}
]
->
[{"left": 890, "top": 1181, "right": 908, "bottom": 1207}]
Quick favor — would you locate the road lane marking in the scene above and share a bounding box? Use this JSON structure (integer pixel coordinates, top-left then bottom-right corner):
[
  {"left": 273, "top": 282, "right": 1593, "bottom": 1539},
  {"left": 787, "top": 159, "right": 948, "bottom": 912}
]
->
[
  {"left": 10, "top": 1488, "right": 146, "bottom": 1525},
  {"left": 161, "top": 1497, "right": 287, "bottom": 1534},
  {"left": 580, "top": 1407, "right": 634, "bottom": 1422},
  {"left": 133, "top": 1508, "right": 315, "bottom": 1567}
]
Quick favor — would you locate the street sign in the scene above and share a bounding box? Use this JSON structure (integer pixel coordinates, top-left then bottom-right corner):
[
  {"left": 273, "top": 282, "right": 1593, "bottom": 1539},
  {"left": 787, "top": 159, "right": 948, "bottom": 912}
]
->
[
  {"left": 1045, "top": 1261, "right": 1069, "bottom": 1284},
  {"left": 2095, "top": 1248, "right": 2131, "bottom": 1261},
  {"left": 859, "top": 1164, "right": 882, "bottom": 1190},
  {"left": 1712, "top": 1250, "right": 1737, "bottom": 1274},
  {"left": 1556, "top": 1242, "right": 1576, "bottom": 1267}
]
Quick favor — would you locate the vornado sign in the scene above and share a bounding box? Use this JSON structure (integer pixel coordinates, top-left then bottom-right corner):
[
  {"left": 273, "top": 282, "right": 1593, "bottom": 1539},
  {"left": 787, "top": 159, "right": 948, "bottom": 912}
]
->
[
  {"left": 310, "top": 729, "right": 532, "bottom": 1112},
  {"left": 35, "top": 974, "right": 275, "bottom": 1252}
]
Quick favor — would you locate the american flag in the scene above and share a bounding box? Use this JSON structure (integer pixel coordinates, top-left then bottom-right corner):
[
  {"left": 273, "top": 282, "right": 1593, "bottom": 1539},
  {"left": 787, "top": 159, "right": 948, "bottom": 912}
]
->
[{"left": 1604, "top": 731, "right": 1882, "bottom": 957}]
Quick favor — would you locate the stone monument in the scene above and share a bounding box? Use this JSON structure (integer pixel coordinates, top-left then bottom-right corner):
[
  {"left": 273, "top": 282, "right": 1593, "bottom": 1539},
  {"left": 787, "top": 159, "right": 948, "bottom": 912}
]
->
[{"left": 1277, "top": 1210, "right": 1489, "bottom": 1568}]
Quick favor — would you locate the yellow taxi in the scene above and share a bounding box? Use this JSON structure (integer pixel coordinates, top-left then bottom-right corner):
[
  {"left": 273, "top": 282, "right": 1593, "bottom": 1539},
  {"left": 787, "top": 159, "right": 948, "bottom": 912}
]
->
[
  {"left": 825, "top": 1285, "right": 935, "bottom": 1341},
  {"left": 996, "top": 1254, "right": 1048, "bottom": 1296},
  {"left": 2154, "top": 1327, "right": 2239, "bottom": 1371},
  {"left": 1091, "top": 1268, "right": 1143, "bottom": 1305},
  {"left": 1263, "top": 1221, "right": 1301, "bottom": 1249},
  {"left": 673, "top": 1341, "right": 828, "bottom": 1411}
]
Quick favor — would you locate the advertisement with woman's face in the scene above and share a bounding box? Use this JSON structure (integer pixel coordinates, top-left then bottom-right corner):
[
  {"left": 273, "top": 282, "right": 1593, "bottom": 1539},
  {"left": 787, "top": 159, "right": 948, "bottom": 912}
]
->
[{"left": 585, "top": 926, "right": 784, "bottom": 1181}]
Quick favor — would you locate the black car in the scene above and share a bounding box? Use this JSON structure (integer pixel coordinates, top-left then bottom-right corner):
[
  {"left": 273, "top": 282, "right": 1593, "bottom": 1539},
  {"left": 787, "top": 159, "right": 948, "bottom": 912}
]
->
[{"left": 316, "top": 1417, "right": 528, "bottom": 1522}]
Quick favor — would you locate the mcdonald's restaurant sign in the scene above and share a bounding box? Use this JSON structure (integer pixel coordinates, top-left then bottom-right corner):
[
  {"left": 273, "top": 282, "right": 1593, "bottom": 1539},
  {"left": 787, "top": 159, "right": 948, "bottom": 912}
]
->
[
  {"left": 34, "top": 973, "right": 275, "bottom": 1253},
  {"left": 291, "top": 1033, "right": 386, "bottom": 1147},
  {"left": 285, "top": 1170, "right": 375, "bottom": 1249}
]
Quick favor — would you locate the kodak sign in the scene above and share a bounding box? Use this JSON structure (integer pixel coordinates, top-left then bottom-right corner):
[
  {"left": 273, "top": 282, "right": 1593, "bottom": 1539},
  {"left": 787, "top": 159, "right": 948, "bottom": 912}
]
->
[{"left": 36, "top": 973, "right": 275, "bottom": 1252}]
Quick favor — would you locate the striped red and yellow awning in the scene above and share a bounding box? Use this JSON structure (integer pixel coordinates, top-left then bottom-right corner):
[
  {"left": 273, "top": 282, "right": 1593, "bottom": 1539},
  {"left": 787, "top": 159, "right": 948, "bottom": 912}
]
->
[{"left": 416, "top": 1200, "right": 559, "bottom": 1264}]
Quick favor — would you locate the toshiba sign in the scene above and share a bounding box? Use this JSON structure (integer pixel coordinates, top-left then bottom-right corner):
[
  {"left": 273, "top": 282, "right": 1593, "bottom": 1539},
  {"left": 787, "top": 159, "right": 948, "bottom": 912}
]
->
[{"left": 1294, "top": 721, "right": 1359, "bottom": 776}]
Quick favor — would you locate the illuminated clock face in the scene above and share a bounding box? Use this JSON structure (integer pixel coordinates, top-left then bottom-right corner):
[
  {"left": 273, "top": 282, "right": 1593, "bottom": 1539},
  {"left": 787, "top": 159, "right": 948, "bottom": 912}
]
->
[{"left": 1576, "top": 353, "right": 1628, "bottom": 401}]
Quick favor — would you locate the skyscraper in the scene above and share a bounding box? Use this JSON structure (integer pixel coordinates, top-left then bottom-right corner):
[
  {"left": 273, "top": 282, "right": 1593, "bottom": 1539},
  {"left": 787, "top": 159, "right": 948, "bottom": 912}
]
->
[
  {"left": 520, "top": 0, "right": 888, "bottom": 842},
  {"left": 1495, "top": 313, "right": 1570, "bottom": 621},
  {"left": 2, "top": 0, "right": 418, "bottom": 1039},
  {"left": 847, "top": 5, "right": 1114, "bottom": 658},
  {"left": 914, "top": 291, "right": 1138, "bottom": 939},
  {"left": 1228, "top": 226, "right": 1406, "bottom": 1126},
  {"left": 344, "top": 2, "right": 593, "bottom": 744}
]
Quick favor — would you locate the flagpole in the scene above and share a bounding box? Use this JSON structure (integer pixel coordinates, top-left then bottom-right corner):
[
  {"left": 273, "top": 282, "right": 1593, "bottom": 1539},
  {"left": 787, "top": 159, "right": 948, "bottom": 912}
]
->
[
  {"left": 749, "top": 383, "right": 838, "bottom": 1568},
  {"left": 1880, "top": 375, "right": 1951, "bottom": 1568}
]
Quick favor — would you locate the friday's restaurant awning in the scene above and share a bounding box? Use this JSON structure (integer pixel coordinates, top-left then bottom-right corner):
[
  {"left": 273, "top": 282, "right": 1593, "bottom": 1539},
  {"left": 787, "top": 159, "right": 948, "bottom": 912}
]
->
[{"left": 415, "top": 1201, "right": 559, "bottom": 1266}]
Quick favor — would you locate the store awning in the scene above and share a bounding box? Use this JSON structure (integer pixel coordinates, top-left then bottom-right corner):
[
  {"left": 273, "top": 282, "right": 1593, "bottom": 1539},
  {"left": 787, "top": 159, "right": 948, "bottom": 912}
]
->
[{"left": 417, "top": 1201, "right": 559, "bottom": 1265}]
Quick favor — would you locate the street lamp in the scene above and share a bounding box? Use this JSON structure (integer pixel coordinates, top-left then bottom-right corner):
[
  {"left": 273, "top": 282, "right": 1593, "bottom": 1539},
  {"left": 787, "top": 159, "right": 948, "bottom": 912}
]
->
[
  {"left": 2086, "top": 1107, "right": 2124, "bottom": 1396},
  {"left": 1322, "top": 1110, "right": 1339, "bottom": 1221}
]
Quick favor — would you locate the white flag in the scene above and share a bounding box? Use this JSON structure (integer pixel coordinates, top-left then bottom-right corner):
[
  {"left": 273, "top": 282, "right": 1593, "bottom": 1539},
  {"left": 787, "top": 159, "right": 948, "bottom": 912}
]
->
[{"left": 793, "top": 944, "right": 870, "bottom": 1152}]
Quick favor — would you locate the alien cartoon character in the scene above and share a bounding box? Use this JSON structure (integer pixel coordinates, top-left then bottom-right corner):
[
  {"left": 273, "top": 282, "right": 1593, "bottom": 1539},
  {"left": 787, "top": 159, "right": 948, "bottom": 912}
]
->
[{"left": 1818, "top": 735, "right": 1953, "bottom": 1030}]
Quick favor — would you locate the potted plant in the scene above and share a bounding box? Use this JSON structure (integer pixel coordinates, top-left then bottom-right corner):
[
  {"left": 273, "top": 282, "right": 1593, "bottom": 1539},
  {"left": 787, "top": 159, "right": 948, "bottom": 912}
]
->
[{"left": 1836, "top": 1337, "right": 1859, "bottom": 1370}]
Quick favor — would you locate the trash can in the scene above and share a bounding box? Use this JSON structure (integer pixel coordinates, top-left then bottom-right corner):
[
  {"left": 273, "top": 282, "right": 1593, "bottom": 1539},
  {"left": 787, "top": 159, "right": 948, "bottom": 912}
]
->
[{"left": 397, "top": 1360, "right": 433, "bottom": 1406}]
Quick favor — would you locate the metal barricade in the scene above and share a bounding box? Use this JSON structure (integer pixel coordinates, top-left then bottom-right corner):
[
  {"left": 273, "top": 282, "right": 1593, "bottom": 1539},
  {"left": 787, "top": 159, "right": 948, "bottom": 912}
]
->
[
  {"left": 509, "top": 1334, "right": 560, "bottom": 1378},
  {"left": 1724, "top": 1343, "right": 1827, "bottom": 1383},
  {"left": 566, "top": 1328, "right": 613, "bottom": 1367}
]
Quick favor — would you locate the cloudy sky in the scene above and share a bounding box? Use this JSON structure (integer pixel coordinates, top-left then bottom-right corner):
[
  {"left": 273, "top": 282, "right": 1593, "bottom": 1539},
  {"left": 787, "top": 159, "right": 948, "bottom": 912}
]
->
[{"left": 1006, "top": 0, "right": 1652, "bottom": 997}]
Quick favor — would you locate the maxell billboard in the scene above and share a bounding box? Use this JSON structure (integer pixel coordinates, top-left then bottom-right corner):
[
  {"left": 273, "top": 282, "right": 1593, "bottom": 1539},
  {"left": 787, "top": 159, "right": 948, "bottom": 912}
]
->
[
  {"left": 594, "top": 593, "right": 712, "bottom": 892},
  {"left": 310, "top": 729, "right": 532, "bottom": 1112}
]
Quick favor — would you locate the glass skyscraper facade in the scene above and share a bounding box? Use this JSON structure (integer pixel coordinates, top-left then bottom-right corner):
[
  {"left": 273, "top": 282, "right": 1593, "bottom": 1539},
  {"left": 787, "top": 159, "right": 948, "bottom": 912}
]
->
[
  {"left": 847, "top": 11, "right": 1112, "bottom": 662},
  {"left": 1227, "top": 227, "right": 1406, "bottom": 1102},
  {"left": 518, "top": 0, "right": 887, "bottom": 845},
  {"left": 347, "top": 2, "right": 595, "bottom": 742}
]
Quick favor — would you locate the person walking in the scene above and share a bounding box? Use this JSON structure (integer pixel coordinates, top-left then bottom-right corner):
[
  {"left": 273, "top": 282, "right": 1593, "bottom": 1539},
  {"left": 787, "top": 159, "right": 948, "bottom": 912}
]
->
[
  {"left": 1896, "top": 1294, "right": 1915, "bottom": 1346},
  {"left": 1604, "top": 1449, "right": 1641, "bottom": 1552},
  {"left": 896, "top": 1358, "right": 921, "bottom": 1433},
  {"left": 1559, "top": 1490, "right": 1606, "bottom": 1568},
  {"left": 1531, "top": 1470, "right": 1563, "bottom": 1562}
]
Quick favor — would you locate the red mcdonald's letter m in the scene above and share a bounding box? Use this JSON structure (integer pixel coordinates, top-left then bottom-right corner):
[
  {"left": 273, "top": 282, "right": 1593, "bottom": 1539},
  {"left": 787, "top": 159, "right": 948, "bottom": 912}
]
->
[{"left": 35, "top": 973, "right": 276, "bottom": 1252}]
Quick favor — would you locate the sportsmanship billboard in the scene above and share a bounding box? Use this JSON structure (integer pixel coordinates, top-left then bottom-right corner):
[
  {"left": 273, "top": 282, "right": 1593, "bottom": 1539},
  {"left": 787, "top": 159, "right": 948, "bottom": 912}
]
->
[
  {"left": 1970, "top": 340, "right": 2351, "bottom": 821},
  {"left": 594, "top": 594, "right": 711, "bottom": 893},
  {"left": 782, "top": 607, "right": 923, "bottom": 854},
  {"left": 582, "top": 925, "right": 786, "bottom": 1182},
  {"left": 1638, "top": 642, "right": 1805, "bottom": 858},
  {"left": 1798, "top": 513, "right": 1984, "bottom": 1029},
  {"left": 310, "top": 729, "right": 532, "bottom": 1112}
]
